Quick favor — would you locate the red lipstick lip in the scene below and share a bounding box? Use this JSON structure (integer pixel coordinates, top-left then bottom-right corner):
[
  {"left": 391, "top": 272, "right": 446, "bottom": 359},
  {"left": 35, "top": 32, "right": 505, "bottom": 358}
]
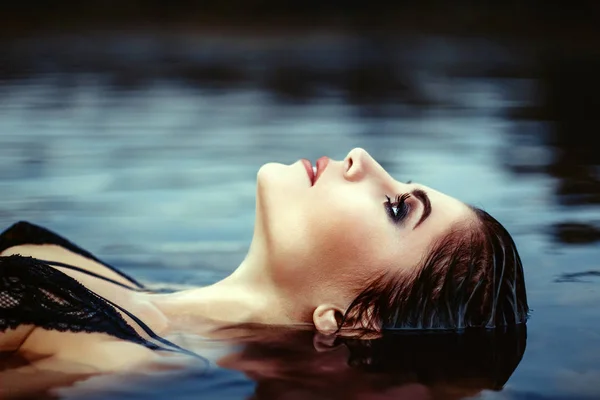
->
[
  {"left": 301, "top": 158, "right": 315, "bottom": 185},
  {"left": 314, "top": 156, "right": 329, "bottom": 184}
]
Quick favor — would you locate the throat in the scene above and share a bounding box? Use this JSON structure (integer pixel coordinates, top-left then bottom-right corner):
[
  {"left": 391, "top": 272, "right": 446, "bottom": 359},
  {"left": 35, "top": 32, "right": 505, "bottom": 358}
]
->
[{"left": 148, "top": 277, "right": 298, "bottom": 332}]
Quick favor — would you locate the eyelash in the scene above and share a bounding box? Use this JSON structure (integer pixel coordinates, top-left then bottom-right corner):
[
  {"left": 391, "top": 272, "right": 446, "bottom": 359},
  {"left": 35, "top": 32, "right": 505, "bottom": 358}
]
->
[{"left": 385, "top": 193, "right": 411, "bottom": 223}]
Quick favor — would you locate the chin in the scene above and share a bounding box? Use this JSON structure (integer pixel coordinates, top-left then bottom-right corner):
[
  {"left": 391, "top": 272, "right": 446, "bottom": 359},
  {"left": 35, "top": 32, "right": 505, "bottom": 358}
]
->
[
  {"left": 255, "top": 161, "right": 309, "bottom": 257},
  {"left": 255, "top": 162, "right": 291, "bottom": 234},
  {"left": 257, "top": 162, "right": 286, "bottom": 183},
  {"left": 257, "top": 161, "right": 307, "bottom": 194}
]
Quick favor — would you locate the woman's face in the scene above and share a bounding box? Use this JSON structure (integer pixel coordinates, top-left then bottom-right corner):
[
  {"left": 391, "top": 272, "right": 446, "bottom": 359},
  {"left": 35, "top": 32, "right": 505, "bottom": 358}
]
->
[{"left": 254, "top": 148, "right": 473, "bottom": 319}]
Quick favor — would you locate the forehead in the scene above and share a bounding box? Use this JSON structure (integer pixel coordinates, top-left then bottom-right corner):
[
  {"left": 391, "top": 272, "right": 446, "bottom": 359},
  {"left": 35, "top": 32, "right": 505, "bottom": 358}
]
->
[{"left": 411, "top": 183, "right": 474, "bottom": 233}]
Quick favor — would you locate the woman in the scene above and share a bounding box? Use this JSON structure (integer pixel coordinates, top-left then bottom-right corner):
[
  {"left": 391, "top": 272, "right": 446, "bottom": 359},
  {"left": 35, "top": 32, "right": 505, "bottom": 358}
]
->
[{"left": 0, "top": 148, "right": 529, "bottom": 382}]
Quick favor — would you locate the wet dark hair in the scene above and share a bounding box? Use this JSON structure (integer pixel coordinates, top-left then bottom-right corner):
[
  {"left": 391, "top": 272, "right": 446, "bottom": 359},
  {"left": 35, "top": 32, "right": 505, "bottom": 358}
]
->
[{"left": 341, "top": 207, "right": 529, "bottom": 331}]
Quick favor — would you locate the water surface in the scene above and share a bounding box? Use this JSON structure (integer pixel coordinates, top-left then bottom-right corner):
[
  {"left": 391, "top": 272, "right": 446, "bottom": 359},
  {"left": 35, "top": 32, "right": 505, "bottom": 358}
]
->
[{"left": 1, "top": 30, "right": 599, "bottom": 399}]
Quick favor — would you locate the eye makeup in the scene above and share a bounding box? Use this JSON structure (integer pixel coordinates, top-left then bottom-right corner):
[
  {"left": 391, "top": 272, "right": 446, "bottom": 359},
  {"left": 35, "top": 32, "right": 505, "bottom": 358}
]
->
[{"left": 384, "top": 193, "right": 411, "bottom": 223}]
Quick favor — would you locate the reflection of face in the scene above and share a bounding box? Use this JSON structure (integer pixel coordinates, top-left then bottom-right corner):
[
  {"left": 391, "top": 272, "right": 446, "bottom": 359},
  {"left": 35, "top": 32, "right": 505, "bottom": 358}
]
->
[{"left": 254, "top": 148, "right": 473, "bottom": 317}]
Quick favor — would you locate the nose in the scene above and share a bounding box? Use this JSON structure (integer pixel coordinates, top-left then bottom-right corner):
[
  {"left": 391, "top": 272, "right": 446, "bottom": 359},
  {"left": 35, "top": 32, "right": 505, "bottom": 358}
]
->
[{"left": 343, "top": 147, "right": 388, "bottom": 182}]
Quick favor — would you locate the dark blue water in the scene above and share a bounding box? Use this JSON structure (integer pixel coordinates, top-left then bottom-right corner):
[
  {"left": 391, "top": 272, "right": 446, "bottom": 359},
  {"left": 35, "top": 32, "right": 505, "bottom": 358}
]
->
[{"left": 2, "top": 31, "right": 600, "bottom": 399}]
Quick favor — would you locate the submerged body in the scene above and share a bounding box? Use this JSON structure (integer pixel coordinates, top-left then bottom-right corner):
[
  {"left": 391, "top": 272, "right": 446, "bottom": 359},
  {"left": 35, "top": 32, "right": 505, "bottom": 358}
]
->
[
  {"left": 0, "top": 223, "right": 182, "bottom": 372},
  {"left": 0, "top": 221, "right": 251, "bottom": 396}
]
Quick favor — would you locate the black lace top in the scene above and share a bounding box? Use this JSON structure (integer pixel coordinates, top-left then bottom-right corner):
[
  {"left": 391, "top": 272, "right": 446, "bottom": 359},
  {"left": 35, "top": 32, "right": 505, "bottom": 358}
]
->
[{"left": 0, "top": 221, "right": 198, "bottom": 358}]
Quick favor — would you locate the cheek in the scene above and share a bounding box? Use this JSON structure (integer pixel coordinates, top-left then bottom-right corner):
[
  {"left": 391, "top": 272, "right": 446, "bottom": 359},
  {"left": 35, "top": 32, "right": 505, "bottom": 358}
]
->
[
  {"left": 259, "top": 177, "right": 393, "bottom": 299},
  {"left": 306, "top": 203, "right": 389, "bottom": 289}
]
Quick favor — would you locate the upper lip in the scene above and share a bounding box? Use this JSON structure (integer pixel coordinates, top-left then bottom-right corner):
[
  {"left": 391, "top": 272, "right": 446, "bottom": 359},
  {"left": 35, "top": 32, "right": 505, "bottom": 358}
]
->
[
  {"left": 314, "top": 156, "right": 329, "bottom": 185},
  {"left": 302, "top": 159, "right": 315, "bottom": 185}
]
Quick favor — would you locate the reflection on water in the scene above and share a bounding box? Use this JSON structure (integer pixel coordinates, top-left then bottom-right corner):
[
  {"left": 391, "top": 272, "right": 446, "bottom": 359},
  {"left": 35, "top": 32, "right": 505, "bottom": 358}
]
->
[
  {"left": 59, "top": 326, "right": 527, "bottom": 400},
  {"left": 0, "top": 27, "right": 599, "bottom": 399},
  {"left": 221, "top": 326, "right": 527, "bottom": 400}
]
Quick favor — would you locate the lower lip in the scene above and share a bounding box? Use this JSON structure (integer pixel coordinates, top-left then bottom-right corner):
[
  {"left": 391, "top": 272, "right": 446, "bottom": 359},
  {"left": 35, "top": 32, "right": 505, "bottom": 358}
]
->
[{"left": 301, "top": 158, "right": 315, "bottom": 185}]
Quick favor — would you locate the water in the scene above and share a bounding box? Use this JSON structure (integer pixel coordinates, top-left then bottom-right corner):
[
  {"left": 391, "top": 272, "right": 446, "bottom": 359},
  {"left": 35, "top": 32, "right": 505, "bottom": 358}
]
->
[{"left": 1, "top": 30, "right": 600, "bottom": 399}]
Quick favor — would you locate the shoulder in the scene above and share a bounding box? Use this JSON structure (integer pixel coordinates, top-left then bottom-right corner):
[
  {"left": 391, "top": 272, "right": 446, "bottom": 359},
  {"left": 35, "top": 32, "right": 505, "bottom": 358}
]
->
[{"left": 0, "top": 254, "right": 157, "bottom": 352}]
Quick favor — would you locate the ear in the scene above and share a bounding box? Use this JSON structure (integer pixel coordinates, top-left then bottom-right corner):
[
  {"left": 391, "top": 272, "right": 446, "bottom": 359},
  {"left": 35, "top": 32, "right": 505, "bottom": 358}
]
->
[{"left": 312, "top": 304, "right": 344, "bottom": 334}]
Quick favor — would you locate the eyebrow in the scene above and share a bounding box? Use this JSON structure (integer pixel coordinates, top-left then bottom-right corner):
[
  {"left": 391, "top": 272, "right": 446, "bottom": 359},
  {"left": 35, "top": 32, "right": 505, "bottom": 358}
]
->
[{"left": 411, "top": 189, "right": 432, "bottom": 229}]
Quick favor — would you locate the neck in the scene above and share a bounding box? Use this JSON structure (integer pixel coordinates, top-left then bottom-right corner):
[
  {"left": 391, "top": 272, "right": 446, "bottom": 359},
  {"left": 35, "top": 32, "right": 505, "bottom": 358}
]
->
[{"left": 149, "top": 250, "right": 308, "bottom": 333}]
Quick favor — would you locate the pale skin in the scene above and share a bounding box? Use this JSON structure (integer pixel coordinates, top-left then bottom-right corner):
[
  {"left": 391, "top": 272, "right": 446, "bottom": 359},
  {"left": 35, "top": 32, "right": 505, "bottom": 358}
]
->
[{"left": 0, "top": 148, "right": 474, "bottom": 384}]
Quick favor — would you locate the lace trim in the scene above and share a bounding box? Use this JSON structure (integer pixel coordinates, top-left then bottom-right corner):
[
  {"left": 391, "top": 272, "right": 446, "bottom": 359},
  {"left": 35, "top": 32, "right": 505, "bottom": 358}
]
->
[{"left": 0, "top": 255, "right": 202, "bottom": 360}]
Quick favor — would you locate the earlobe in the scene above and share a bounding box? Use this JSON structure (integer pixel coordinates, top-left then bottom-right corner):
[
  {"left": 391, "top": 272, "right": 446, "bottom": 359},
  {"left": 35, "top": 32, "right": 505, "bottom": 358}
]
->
[{"left": 313, "top": 304, "right": 343, "bottom": 334}]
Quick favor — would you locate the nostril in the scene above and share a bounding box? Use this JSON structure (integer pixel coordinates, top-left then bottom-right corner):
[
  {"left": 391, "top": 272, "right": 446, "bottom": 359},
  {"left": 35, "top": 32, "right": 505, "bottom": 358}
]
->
[{"left": 343, "top": 155, "right": 360, "bottom": 182}]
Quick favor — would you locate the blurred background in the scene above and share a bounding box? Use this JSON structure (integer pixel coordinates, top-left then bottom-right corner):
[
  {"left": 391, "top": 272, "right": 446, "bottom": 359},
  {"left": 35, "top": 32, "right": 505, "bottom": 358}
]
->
[{"left": 1, "top": 1, "right": 600, "bottom": 399}]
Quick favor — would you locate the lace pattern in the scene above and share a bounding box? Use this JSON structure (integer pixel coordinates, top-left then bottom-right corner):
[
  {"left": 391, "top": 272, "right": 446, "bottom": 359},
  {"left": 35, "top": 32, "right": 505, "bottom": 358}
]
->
[{"left": 0, "top": 255, "right": 160, "bottom": 349}]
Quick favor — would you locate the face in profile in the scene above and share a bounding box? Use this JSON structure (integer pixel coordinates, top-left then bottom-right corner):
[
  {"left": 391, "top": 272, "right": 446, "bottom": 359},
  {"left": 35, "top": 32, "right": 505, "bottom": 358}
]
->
[{"left": 253, "top": 148, "right": 474, "bottom": 324}]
